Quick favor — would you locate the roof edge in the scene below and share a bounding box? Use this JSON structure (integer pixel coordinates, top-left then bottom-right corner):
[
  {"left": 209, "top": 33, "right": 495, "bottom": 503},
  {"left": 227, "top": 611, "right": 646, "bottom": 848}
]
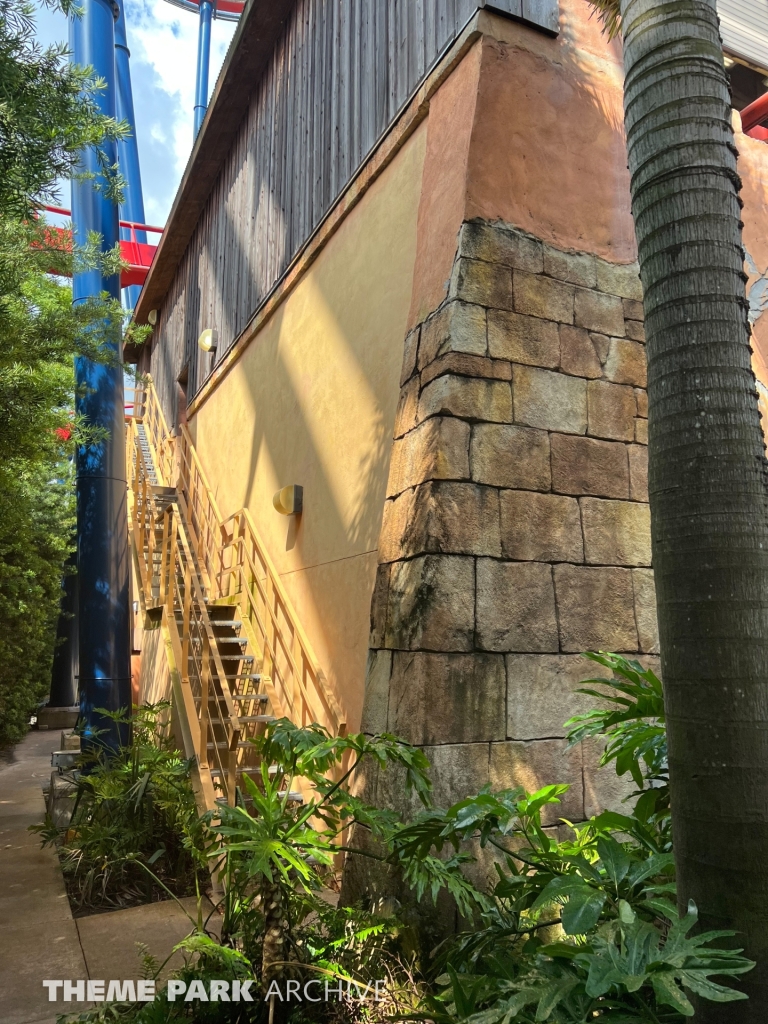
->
[{"left": 133, "top": 0, "right": 297, "bottom": 325}]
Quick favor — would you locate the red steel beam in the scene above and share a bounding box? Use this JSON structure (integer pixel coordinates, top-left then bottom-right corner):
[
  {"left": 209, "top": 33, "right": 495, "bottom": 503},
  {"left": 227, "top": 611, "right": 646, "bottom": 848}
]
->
[
  {"left": 38, "top": 205, "right": 163, "bottom": 288},
  {"left": 741, "top": 92, "right": 768, "bottom": 133}
]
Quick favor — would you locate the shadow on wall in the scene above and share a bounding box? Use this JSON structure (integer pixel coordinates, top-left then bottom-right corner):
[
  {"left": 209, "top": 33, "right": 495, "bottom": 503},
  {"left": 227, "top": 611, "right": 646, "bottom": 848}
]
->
[{"left": 149, "top": 0, "right": 740, "bottom": 724}]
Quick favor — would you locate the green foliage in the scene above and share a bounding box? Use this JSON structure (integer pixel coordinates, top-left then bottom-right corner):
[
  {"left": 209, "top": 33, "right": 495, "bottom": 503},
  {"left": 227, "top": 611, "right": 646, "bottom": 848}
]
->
[
  {"left": 206, "top": 719, "right": 431, "bottom": 973},
  {"left": 564, "top": 654, "right": 669, "bottom": 837},
  {"left": 0, "top": 461, "right": 74, "bottom": 744},
  {"left": 55, "top": 719, "right": 430, "bottom": 1024},
  {"left": 47, "top": 664, "right": 755, "bottom": 1023},
  {"left": 395, "top": 655, "right": 751, "bottom": 1023},
  {"left": 33, "top": 704, "right": 205, "bottom": 911},
  {"left": 402, "top": 783, "right": 751, "bottom": 1022},
  {"left": 0, "top": 0, "right": 150, "bottom": 745},
  {"left": 425, "top": 901, "right": 752, "bottom": 1023},
  {"left": 0, "top": 0, "right": 128, "bottom": 217}
]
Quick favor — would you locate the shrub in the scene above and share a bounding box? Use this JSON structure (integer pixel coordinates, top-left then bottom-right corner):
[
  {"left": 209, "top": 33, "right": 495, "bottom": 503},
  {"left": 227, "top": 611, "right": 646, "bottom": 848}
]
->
[
  {"left": 51, "top": 657, "right": 755, "bottom": 1023},
  {"left": 35, "top": 703, "right": 205, "bottom": 912}
]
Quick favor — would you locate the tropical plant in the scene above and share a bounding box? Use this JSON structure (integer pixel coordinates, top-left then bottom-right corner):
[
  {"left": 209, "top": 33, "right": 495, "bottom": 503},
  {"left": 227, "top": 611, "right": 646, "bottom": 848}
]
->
[
  {"left": 34, "top": 703, "right": 205, "bottom": 911},
  {"left": 0, "top": 460, "right": 75, "bottom": 744},
  {"left": 51, "top": 659, "right": 756, "bottom": 1022},
  {"left": 205, "top": 720, "right": 431, "bottom": 990},
  {"left": 388, "top": 653, "right": 752, "bottom": 1022},
  {"left": 0, "top": 0, "right": 127, "bottom": 217},
  {"left": 0, "top": 0, "right": 150, "bottom": 744},
  {"left": 564, "top": 654, "right": 668, "bottom": 839},
  {"left": 584, "top": 0, "right": 768, "bottom": 1015},
  {"left": 396, "top": 783, "right": 751, "bottom": 1023},
  {"left": 54, "top": 718, "right": 433, "bottom": 1024}
]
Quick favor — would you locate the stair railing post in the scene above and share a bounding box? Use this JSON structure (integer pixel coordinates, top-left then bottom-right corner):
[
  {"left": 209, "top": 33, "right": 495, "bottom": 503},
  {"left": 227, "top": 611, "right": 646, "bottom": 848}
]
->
[
  {"left": 137, "top": 468, "right": 146, "bottom": 557},
  {"left": 146, "top": 484, "right": 157, "bottom": 598},
  {"left": 133, "top": 426, "right": 139, "bottom": 487},
  {"left": 199, "top": 630, "right": 210, "bottom": 769},
  {"left": 293, "top": 630, "right": 304, "bottom": 728},
  {"left": 227, "top": 730, "right": 238, "bottom": 807},
  {"left": 166, "top": 509, "right": 178, "bottom": 617},
  {"left": 264, "top": 570, "right": 276, "bottom": 708},
  {"left": 181, "top": 560, "right": 192, "bottom": 683},
  {"left": 158, "top": 507, "right": 170, "bottom": 606}
]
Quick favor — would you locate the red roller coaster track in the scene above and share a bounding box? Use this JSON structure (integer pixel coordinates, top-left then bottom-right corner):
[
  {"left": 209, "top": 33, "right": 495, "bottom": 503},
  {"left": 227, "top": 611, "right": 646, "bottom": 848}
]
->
[{"left": 40, "top": 205, "right": 163, "bottom": 289}]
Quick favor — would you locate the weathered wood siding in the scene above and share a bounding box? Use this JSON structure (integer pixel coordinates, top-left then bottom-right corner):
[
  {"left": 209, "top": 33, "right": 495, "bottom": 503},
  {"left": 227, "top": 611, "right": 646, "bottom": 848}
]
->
[{"left": 151, "top": 0, "right": 559, "bottom": 419}]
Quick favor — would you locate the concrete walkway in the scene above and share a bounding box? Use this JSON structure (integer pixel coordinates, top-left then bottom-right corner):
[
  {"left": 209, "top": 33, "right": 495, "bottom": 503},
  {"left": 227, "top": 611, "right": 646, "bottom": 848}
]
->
[
  {"left": 0, "top": 731, "right": 210, "bottom": 1024},
  {"left": 0, "top": 730, "right": 87, "bottom": 1024}
]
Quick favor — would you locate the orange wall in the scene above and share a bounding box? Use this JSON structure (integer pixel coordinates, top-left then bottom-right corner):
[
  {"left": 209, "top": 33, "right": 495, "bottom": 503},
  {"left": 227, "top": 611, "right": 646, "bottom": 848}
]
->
[
  {"left": 409, "top": 1, "right": 768, "bottom": 422},
  {"left": 738, "top": 126, "right": 768, "bottom": 418},
  {"left": 409, "top": 0, "right": 637, "bottom": 326},
  {"left": 190, "top": 123, "right": 428, "bottom": 731},
  {"left": 186, "top": 0, "right": 768, "bottom": 731}
]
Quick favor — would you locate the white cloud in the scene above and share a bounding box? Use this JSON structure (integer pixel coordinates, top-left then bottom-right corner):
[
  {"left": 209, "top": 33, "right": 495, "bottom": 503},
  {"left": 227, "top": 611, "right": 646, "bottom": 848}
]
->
[
  {"left": 125, "top": 0, "right": 236, "bottom": 218},
  {"left": 33, "top": 0, "right": 236, "bottom": 226}
]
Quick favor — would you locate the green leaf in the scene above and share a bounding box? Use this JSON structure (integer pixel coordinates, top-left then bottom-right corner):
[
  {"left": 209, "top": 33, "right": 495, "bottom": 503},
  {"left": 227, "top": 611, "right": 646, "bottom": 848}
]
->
[
  {"left": 626, "top": 852, "right": 675, "bottom": 888},
  {"left": 584, "top": 957, "right": 624, "bottom": 998},
  {"left": 652, "top": 972, "right": 695, "bottom": 1016},
  {"left": 596, "top": 835, "right": 630, "bottom": 887},
  {"left": 531, "top": 875, "right": 592, "bottom": 913},
  {"left": 537, "top": 942, "right": 585, "bottom": 960},
  {"left": 534, "top": 976, "right": 579, "bottom": 1020},
  {"left": 561, "top": 888, "right": 606, "bottom": 935},
  {"left": 680, "top": 970, "right": 750, "bottom": 1003}
]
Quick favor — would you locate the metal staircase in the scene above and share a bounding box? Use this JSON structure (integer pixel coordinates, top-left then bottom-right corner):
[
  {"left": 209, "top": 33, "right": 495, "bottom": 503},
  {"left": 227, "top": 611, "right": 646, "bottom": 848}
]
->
[{"left": 125, "top": 380, "right": 345, "bottom": 812}]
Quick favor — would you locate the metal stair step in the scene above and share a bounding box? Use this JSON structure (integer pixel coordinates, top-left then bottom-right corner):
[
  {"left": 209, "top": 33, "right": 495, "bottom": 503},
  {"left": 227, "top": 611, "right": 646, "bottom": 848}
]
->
[{"left": 190, "top": 655, "right": 256, "bottom": 663}]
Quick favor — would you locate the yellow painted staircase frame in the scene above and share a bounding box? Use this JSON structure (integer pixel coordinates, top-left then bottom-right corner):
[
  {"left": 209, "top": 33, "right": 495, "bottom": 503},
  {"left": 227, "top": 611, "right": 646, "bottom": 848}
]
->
[{"left": 125, "top": 380, "right": 346, "bottom": 814}]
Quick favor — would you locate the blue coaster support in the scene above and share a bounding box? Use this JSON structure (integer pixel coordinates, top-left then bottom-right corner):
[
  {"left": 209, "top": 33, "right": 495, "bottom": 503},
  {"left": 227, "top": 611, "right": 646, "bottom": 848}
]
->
[
  {"left": 69, "top": 0, "right": 131, "bottom": 754},
  {"left": 114, "top": 0, "right": 147, "bottom": 310},
  {"left": 194, "top": 0, "right": 213, "bottom": 136}
]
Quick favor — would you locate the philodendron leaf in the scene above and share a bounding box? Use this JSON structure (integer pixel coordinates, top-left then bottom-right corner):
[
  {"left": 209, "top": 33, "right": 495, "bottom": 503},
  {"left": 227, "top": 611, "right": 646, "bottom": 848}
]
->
[
  {"left": 534, "top": 976, "right": 579, "bottom": 1020},
  {"left": 679, "top": 970, "right": 751, "bottom": 1003},
  {"left": 531, "top": 875, "right": 593, "bottom": 913},
  {"left": 596, "top": 835, "right": 630, "bottom": 888},
  {"left": 561, "top": 888, "right": 606, "bottom": 935},
  {"left": 584, "top": 956, "right": 624, "bottom": 998},
  {"left": 652, "top": 972, "right": 695, "bottom": 1016}
]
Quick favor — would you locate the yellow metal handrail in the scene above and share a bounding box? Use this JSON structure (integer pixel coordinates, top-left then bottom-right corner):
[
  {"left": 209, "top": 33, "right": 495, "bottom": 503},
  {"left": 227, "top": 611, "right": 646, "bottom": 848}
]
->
[
  {"left": 127, "top": 420, "right": 242, "bottom": 805},
  {"left": 127, "top": 379, "right": 346, "bottom": 758}
]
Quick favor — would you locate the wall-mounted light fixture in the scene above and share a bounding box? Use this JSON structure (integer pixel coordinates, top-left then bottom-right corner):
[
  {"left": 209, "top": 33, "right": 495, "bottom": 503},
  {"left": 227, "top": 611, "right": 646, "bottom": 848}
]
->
[
  {"left": 273, "top": 485, "right": 303, "bottom": 516},
  {"left": 198, "top": 328, "right": 218, "bottom": 352},
  {"left": 147, "top": 309, "right": 158, "bottom": 325}
]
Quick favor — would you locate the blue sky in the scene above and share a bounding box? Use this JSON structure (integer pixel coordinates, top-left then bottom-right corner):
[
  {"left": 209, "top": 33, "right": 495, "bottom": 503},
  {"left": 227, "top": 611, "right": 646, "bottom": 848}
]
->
[{"left": 35, "top": 1, "right": 236, "bottom": 225}]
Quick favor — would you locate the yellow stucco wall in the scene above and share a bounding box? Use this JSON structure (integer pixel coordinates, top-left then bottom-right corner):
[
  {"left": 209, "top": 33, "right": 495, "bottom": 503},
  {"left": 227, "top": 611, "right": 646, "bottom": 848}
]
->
[{"left": 189, "top": 121, "right": 428, "bottom": 730}]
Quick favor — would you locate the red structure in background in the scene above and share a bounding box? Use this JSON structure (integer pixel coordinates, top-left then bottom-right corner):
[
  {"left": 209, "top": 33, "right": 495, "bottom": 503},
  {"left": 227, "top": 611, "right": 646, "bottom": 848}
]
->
[
  {"left": 741, "top": 93, "right": 768, "bottom": 141},
  {"left": 40, "top": 204, "right": 162, "bottom": 289}
]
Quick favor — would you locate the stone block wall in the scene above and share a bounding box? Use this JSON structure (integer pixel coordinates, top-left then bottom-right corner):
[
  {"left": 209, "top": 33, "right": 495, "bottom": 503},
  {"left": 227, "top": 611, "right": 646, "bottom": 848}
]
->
[{"left": 363, "top": 218, "right": 659, "bottom": 822}]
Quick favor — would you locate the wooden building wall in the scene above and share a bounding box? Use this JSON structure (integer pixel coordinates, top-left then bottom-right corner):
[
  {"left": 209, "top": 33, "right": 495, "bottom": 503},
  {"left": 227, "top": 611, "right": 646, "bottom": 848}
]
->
[{"left": 150, "top": 0, "right": 559, "bottom": 422}]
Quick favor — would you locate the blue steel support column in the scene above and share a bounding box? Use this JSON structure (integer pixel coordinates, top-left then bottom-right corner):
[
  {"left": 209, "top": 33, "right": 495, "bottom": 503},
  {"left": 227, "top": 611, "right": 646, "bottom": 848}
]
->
[
  {"left": 114, "top": 0, "right": 146, "bottom": 310},
  {"left": 193, "top": 0, "right": 213, "bottom": 137},
  {"left": 70, "top": 0, "right": 131, "bottom": 754}
]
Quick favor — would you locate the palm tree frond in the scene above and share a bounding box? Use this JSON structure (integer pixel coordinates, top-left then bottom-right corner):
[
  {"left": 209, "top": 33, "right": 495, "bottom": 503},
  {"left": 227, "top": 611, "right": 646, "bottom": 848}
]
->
[{"left": 587, "top": 0, "right": 622, "bottom": 40}]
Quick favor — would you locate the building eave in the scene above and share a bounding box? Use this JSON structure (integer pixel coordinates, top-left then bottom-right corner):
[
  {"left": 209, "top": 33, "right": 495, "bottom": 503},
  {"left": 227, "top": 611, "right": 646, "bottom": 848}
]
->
[{"left": 132, "top": 0, "right": 297, "bottom": 327}]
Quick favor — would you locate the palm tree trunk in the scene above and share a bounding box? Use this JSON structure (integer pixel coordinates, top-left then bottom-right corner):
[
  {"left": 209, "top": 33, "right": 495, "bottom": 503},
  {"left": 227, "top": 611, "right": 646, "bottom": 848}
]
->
[
  {"left": 619, "top": 0, "right": 768, "bottom": 1017},
  {"left": 261, "top": 878, "right": 286, "bottom": 983}
]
